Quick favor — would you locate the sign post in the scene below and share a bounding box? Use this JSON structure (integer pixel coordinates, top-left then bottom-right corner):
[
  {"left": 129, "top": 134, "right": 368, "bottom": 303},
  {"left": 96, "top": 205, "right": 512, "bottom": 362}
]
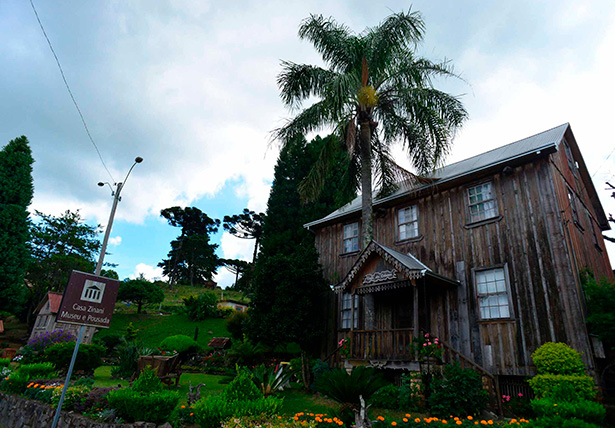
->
[{"left": 50, "top": 271, "right": 119, "bottom": 428}]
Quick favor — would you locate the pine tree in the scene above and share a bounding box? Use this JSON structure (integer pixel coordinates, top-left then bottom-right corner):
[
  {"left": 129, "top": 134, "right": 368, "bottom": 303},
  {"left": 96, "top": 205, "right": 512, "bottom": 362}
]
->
[
  {"left": 247, "top": 135, "right": 354, "bottom": 352},
  {"left": 0, "top": 136, "right": 34, "bottom": 314}
]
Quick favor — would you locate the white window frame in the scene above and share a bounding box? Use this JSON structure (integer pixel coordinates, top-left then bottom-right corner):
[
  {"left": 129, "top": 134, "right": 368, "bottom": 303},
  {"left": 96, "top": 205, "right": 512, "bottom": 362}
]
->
[
  {"left": 342, "top": 222, "right": 360, "bottom": 254},
  {"left": 398, "top": 205, "right": 419, "bottom": 240},
  {"left": 474, "top": 265, "right": 513, "bottom": 320},
  {"left": 340, "top": 293, "right": 359, "bottom": 329},
  {"left": 467, "top": 182, "right": 498, "bottom": 223}
]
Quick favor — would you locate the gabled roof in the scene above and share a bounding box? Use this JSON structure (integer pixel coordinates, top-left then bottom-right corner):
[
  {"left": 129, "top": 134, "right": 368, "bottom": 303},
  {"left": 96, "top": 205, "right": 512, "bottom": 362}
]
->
[
  {"left": 335, "top": 241, "right": 458, "bottom": 293},
  {"left": 306, "top": 124, "right": 569, "bottom": 229},
  {"left": 207, "top": 337, "right": 232, "bottom": 349}
]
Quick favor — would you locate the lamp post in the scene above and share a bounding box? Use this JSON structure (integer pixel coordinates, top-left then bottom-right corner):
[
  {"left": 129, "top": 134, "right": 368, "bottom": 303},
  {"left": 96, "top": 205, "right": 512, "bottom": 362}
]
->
[{"left": 50, "top": 156, "right": 142, "bottom": 428}]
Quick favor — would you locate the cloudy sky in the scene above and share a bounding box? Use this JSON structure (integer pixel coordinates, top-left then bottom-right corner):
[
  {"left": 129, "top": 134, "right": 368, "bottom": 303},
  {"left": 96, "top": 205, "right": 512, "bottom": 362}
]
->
[{"left": 1, "top": 0, "right": 614, "bottom": 286}]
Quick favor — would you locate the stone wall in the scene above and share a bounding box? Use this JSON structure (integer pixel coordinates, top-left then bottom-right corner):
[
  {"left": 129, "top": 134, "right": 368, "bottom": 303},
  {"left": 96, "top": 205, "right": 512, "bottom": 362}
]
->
[{"left": 0, "top": 393, "right": 171, "bottom": 428}]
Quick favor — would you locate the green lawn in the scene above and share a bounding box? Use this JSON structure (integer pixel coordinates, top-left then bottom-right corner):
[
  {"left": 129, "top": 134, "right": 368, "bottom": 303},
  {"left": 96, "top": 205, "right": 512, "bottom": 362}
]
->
[{"left": 94, "top": 313, "right": 229, "bottom": 349}]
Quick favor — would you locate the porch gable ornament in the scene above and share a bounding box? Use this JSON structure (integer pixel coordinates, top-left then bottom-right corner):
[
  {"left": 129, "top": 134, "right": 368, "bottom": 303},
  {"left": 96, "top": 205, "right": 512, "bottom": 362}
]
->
[{"left": 363, "top": 269, "right": 398, "bottom": 285}]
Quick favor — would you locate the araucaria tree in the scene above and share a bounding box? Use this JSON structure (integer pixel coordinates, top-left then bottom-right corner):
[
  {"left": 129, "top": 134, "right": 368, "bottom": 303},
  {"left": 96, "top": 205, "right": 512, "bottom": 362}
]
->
[
  {"left": 117, "top": 276, "right": 165, "bottom": 314},
  {"left": 158, "top": 206, "right": 220, "bottom": 287},
  {"left": 0, "top": 136, "right": 34, "bottom": 314},
  {"left": 222, "top": 209, "right": 265, "bottom": 263},
  {"left": 274, "top": 10, "right": 467, "bottom": 246}
]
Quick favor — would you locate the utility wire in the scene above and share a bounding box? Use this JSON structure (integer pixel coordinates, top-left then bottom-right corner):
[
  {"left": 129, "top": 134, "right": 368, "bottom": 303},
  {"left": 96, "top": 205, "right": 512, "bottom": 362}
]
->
[{"left": 29, "top": 0, "right": 116, "bottom": 183}]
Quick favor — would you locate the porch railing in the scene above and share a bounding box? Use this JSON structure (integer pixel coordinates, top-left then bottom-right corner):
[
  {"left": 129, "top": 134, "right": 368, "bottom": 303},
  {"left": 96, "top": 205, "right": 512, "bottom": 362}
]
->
[{"left": 350, "top": 328, "right": 414, "bottom": 361}]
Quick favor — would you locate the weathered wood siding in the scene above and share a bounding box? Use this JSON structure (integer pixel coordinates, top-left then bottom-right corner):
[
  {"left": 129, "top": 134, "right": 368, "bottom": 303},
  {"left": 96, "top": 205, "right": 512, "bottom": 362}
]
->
[{"left": 314, "top": 148, "right": 612, "bottom": 376}]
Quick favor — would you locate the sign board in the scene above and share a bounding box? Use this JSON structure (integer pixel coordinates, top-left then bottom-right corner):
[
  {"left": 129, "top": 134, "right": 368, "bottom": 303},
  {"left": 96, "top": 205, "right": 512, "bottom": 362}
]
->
[{"left": 56, "top": 271, "right": 120, "bottom": 328}]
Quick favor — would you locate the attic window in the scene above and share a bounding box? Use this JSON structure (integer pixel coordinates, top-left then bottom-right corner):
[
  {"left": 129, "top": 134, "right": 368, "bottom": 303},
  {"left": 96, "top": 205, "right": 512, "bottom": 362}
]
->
[
  {"left": 563, "top": 141, "right": 577, "bottom": 174},
  {"left": 343, "top": 222, "right": 360, "bottom": 253},
  {"left": 467, "top": 182, "right": 497, "bottom": 223},
  {"left": 398, "top": 206, "right": 419, "bottom": 240},
  {"left": 567, "top": 187, "right": 580, "bottom": 225}
]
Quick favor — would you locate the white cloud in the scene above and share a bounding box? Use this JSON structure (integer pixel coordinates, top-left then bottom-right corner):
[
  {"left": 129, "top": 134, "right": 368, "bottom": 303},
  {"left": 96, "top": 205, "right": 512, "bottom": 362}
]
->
[
  {"left": 131, "top": 263, "right": 166, "bottom": 282},
  {"left": 219, "top": 231, "right": 255, "bottom": 262},
  {"left": 108, "top": 236, "right": 122, "bottom": 246},
  {"left": 214, "top": 267, "right": 237, "bottom": 290}
]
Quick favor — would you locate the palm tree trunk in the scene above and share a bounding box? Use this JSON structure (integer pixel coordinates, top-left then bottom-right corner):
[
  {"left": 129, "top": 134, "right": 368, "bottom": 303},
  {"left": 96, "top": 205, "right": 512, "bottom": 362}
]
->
[{"left": 359, "top": 122, "right": 373, "bottom": 247}]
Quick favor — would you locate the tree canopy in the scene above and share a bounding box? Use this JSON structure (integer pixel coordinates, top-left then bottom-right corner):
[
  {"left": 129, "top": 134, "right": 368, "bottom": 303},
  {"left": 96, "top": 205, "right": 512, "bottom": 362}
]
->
[
  {"left": 248, "top": 134, "right": 355, "bottom": 351},
  {"left": 222, "top": 209, "right": 265, "bottom": 263},
  {"left": 0, "top": 136, "right": 34, "bottom": 314},
  {"left": 274, "top": 10, "right": 467, "bottom": 245},
  {"left": 117, "top": 276, "right": 165, "bottom": 314},
  {"left": 158, "top": 206, "right": 220, "bottom": 287}
]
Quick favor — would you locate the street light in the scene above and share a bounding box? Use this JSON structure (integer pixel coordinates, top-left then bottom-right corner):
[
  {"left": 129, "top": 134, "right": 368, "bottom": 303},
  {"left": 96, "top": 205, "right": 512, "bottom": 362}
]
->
[{"left": 94, "top": 156, "right": 143, "bottom": 275}]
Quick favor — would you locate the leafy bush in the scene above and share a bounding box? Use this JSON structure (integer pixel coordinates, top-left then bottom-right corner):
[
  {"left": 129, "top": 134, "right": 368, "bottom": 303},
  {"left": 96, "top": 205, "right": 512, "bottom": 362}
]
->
[
  {"left": 132, "top": 368, "right": 163, "bottom": 393},
  {"left": 399, "top": 371, "right": 423, "bottom": 410},
  {"left": 428, "top": 363, "right": 488, "bottom": 417},
  {"left": 531, "top": 342, "right": 585, "bottom": 375},
  {"left": 0, "top": 358, "right": 10, "bottom": 367},
  {"left": 528, "top": 373, "right": 596, "bottom": 400},
  {"left": 107, "top": 388, "right": 179, "bottom": 423},
  {"left": 311, "top": 359, "right": 330, "bottom": 387},
  {"left": 250, "top": 364, "right": 292, "bottom": 396},
  {"left": 528, "top": 415, "right": 599, "bottom": 428},
  {"left": 51, "top": 385, "right": 91, "bottom": 411},
  {"left": 226, "top": 310, "right": 249, "bottom": 340},
  {"left": 581, "top": 270, "right": 615, "bottom": 350},
  {"left": 184, "top": 293, "right": 218, "bottom": 321},
  {"left": 159, "top": 334, "right": 201, "bottom": 357},
  {"left": 23, "top": 381, "right": 56, "bottom": 403},
  {"left": 531, "top": 397, "right": 605, "bottom": 424},
  {"left": 369, "top": 383, "right": 400, "bottom": 409},
  {"left": 73, "top": 387, "right": 113, "bottom": 413},
  {"left": 226, "top": 336, "right": 265, "bottom": 367},
  {"left": 194, "top": 395, "right": 282, "bottom": 428},
  {"left": 93, "top": 334, "right": 123, "bottom": 354},
  {"left": 111, "top": 339, "right": 140, "bottom": 378},
  {"left": 0, "top": 372, "right": 29, "bottom": 394},
  {"left": 44, "top": 342, "right": 105, "bottom": 373},
  {"left": 27, "top": 330, "right": 76, "bottom": 353},
  {"left": 224, "top": 369, "right": 262, "bottom": 401},
  {"left": 314, "top": 366, "right": 388, "bottom": 412},
  {"left": 18, "top": 363, "right": 56, "bottom": 379}
]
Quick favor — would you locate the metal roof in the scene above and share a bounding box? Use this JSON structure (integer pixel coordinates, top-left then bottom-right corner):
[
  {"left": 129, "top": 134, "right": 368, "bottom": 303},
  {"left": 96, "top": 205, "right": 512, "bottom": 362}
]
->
[{"left": 306, "top": 123, "right": 569, "bottom": 228}]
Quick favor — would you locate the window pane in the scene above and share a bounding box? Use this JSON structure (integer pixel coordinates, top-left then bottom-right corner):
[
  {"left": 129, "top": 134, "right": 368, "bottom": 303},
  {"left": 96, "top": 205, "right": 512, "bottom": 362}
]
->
[
  {"left": 399, "top": 208, "right": 406, "bottom": 224},
  {"left": 490, "top": 306, "right": 500, "bottom": 319},
  {"left": 409, "top": 222, "right": 418, "bottom": 238},
  {"left": 499, "top": 305, "right": 510, "bottom": 318}
]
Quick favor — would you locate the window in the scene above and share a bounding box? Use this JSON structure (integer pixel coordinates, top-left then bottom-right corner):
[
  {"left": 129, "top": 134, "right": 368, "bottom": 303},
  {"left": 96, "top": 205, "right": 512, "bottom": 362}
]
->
[
  {"left": 476, "top": 267, "right": 511, "bottom": 320},
  {"left": 567, "top": 187, "right": 580, "bottom": 224},
  {"left": 467, "top": 182, "right": 497, "bottom": 223},
  {"left": 398, "top": 206, "right": 419, "bottom": 240},
  {"left": 341, "top": 293, "right": 359, "bottom": 329},
  {"left": 563, "top": 141, "right": 577, "bottom": 174},
  {"left": 343, "top": 222, "right": 359, "bottom": 253}
]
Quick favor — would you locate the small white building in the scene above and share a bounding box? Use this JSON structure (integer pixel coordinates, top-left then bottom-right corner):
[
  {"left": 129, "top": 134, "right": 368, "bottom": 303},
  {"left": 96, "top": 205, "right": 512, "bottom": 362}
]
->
[
  {"left": 217, "top": 299, "right": 248, "bottom": 312},
  {"left": 29, "top": 292, "right": 96, "bottom": 344}
]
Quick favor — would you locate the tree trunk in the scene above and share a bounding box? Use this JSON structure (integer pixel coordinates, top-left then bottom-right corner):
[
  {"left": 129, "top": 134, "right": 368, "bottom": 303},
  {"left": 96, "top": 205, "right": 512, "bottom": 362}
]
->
[
  {"left": 252, "top": 237, "right": 259, "bottom": 264},
  {"left": 359, "top": 122, "right": 373, "bottom": 247},
  {"left": 137, "top": 301, "right": 142, "bottom": 314}
]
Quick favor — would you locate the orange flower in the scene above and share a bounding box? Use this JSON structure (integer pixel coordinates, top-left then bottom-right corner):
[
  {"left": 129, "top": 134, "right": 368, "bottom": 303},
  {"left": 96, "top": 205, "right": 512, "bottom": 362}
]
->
[
  {"left": 415, "top": 418, "right": 421, "bottom": 423},
  {"left": 190, "top": 413, "right": 194, "bottom": 416},
  {"left": 391, "top": 423, "right": 397, "bottom": 426},
  {"left": 403, "top": 418, "right": 408, "bottom": 422},
  {"left": 377, "top": 416, "right": 385, "bottom": 421},
  {"left": 468, "top": 416, "right": 473, "bottom": 420},
  {"left": 456, "top": 422, "right": 462, "bottom": 426},
  {"left": 181, "top": 405, "right": 185, "bottom": 409}
]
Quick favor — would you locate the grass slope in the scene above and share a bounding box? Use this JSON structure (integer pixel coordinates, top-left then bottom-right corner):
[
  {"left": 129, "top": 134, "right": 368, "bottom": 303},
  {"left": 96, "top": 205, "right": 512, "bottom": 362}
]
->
[{"left": 95, "top": 313, "right": 229, "bottom": 350}]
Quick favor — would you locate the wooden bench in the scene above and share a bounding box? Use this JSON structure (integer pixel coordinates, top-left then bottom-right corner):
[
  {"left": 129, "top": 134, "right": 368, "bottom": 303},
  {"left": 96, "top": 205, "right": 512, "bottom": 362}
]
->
[{"left": 133, "top": 354, "right": 182, "bottom": 387}]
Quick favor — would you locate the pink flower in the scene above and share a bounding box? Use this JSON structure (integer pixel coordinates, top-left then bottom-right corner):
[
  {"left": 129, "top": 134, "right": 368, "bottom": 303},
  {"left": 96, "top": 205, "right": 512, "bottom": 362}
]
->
[
  {"left": 423, "top": 343, "right": 427, "bottom": 347},
  {"left": 518, "top": 393, "right": 523, "bottom": 398},
  {"left": 424, "top": 333, "right": 430, "bottom": 338},
  {"left": 434, "top": 338, "right": 439, "bottom": 343},
  {"left": 427, "top": 342, "right": 432, "bottom": 346}
]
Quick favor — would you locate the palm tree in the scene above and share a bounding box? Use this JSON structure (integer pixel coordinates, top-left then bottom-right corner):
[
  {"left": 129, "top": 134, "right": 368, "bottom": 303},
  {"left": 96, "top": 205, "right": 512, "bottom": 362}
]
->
[{"left": 274, "top": 10, "right": 468, "bottom": 246}]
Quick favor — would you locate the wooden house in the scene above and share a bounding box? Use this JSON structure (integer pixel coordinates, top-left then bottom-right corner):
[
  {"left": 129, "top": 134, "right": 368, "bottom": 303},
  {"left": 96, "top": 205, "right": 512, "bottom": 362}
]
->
[
  {"left": 218, "top": 299, "right": 249, "bottom": 312},
  {"left": 306, "top": 123, "right": 612, "bottom": 385},
  {"left": 29, "top": 292, "right": 96, "bottom": 344}
]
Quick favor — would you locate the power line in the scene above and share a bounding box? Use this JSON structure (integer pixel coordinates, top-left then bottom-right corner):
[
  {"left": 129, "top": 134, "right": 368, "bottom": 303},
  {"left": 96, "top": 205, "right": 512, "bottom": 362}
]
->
[{"left": 29, "top": 0, "right": 116, "bottom": 183}]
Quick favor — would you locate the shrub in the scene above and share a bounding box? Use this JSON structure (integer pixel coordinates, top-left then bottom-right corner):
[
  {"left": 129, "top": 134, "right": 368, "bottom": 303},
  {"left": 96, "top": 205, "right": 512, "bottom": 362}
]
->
[
  {"left": 531, "top": 397, "right": 605, "bottom": 424},
  {"left": 18, "top": 363, "right": 56, "bottom": 379},
  {"left": 44, "top": 342, "right": 105, "bottom": 373},
  {"left": 0, "top": 358, "right": 10, "bottom": 367},
  {"left": 27, "top": 330, "right": 76, "bottom": 354},
  {"left": 251, "top": 364, "right": 293, "bottom": 396},
  {"left": 194, "top": 395, "right": 282, "bottom": 428},
  {"left": 428, "top": 363, "right": 488, "bottom": 417},
  {"left": 107, "top": 388, "right": 179, "bottom": 423},
  {"left": 369, "top": 383, "right": 400, "bottom": 409},
  {"left": 51, "top": 385, "right": 91, "bottom": 411},
  {"left": 93, "top": 334, "right": 123, "bottom": 354},
  {"left": 226, "top": 337, "right": 265, "bottom": 367},
  {"left": 399, "top": 371, "right": 423, "bottom": 410},
  {"left": 528, "top": 415, "right": 599, "bottom": 428},
  {"left": 311, "top": 359, "right": 330, "bottom": 387},
  {"left": 528, "top": 373, "right": 596, "bottom": 400},
  {"left": 314, "top": 366, "right": 388, "bottom": 413},
  {"left": 0, "top": 372, "right": 29, "bottom": 394},
  {"left": 159, "top": 334, "right": 201, "bottom": 357},
  {"left": 111, "top": 339, "right": 140, "bottom": 378},
  {"left": 23, "top": 381, "right": 56, "bottom": 403},
  {"left": 184, "top": 293, "right": 218, "bottom": 321},
  {"left": 224, "top": 369, "right": 262, "bottom": 401},
  {"left": 132, "top": 368, "right": 163, "bottom": 393},
  {"left": 226, "top": 310, "right": 249, "bottom": 340},
  {"left": 531, "top": 342, "right": 585, "bottom": 375},
  {"left": 73, "top": 387, "right": 113, "bottom": 413}
]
